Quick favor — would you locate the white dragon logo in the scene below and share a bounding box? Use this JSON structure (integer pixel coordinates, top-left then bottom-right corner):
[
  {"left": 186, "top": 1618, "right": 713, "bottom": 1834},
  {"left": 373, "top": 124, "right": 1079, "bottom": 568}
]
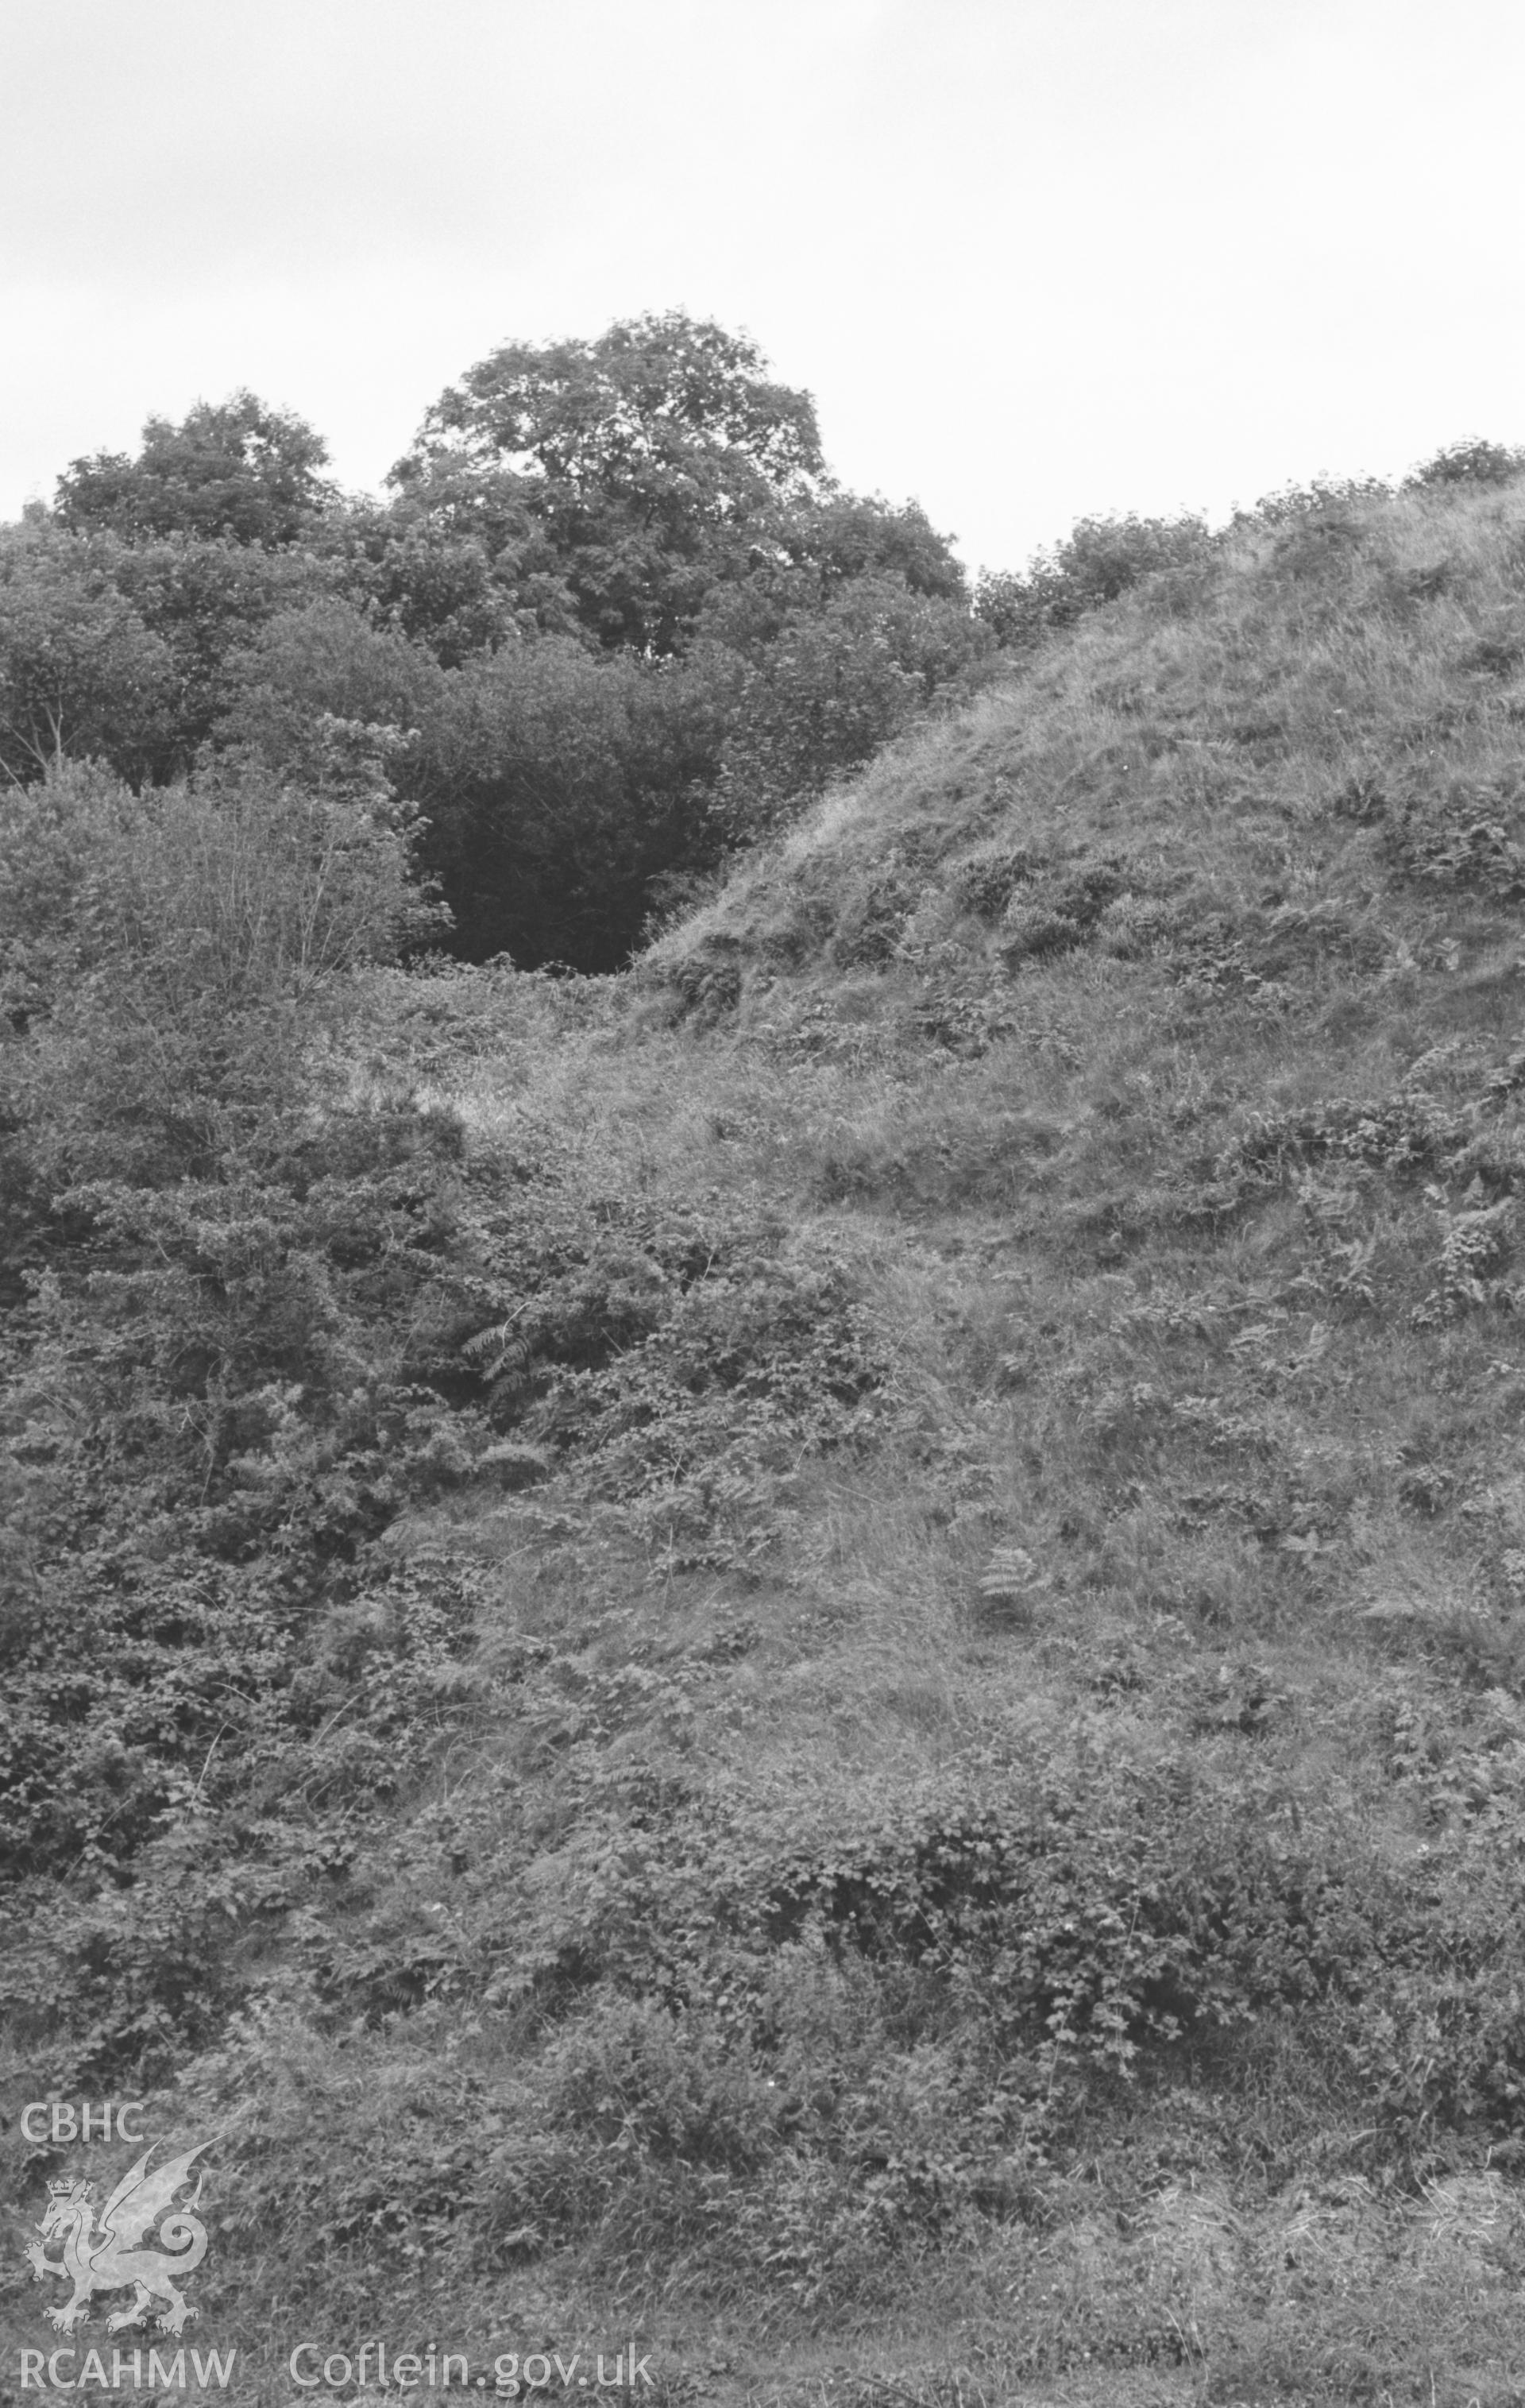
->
[{"left": 25, "top": 2144, "right": 209, "bottom": 2336}]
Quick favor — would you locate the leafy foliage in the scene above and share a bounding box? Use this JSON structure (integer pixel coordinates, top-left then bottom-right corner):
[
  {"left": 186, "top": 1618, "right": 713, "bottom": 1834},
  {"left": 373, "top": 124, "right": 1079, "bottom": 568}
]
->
[
  {"left": 0, "top": 525, "right": 178, "bottom": 785},
  {"left": 1404, "top": 436, "right": 1525, "bottom": 490},
  {"left": 394, "top": 311, "right": 827, "bottom": 655},
  {"left": 5, "top": 328, "right": 989, "bottom": 967},
  {"left": 0, "top": 748, "right": 470, "bottom": 1938},
  {"left": 975, "top": 510, "right": 1213, "bottom": 647},
  {"left": 55, "top": 391, "right": 336, "bottom": 548},
  {"left": 702, "top": 574, "right": 992, "bottom": 845}
]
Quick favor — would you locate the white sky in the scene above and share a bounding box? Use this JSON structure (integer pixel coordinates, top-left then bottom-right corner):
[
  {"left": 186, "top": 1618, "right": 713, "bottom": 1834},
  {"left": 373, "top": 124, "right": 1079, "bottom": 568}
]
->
[{"left": 2, "top": 0, "right": 1523, "bottom": 576}]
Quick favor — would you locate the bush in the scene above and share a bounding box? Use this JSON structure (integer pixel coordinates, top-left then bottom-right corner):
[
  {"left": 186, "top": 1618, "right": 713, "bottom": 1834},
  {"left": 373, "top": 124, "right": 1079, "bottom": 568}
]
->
[
  {"left": 975, "top": 512, "right": 1213, "bottom": 647},
  {"left": 1405, "top": 437, "right": 1525, "bottom": 489},
  {"left": 704, "top": 575, "right": 994, "bottom": 845},
  {"left": 0, "top": 745, "right": 444, "bottom": 1185}
]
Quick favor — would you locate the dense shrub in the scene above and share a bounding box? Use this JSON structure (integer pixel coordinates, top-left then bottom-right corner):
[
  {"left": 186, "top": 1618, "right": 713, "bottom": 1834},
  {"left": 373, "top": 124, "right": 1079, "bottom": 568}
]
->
[
  {"left": 975, "top": 511, "right": 1213, "bottom": 648},
  {"left": 0, "top": 748, "right": 470, "bottom": 1910},
  {"left": 703, "top": 576, "right": 994, "bottom": 845},
  {"left": 1404, "top": 437, "right": 1525, "bottom": 489},
  {"left": 0, "top": 525, "right": 180, "bottom": 786}
]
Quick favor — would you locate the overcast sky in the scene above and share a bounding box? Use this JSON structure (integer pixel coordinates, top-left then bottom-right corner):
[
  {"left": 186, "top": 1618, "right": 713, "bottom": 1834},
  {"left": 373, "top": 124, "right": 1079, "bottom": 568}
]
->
[{"left": 3, "top": 0, "right": 1523, "bottom": 574}]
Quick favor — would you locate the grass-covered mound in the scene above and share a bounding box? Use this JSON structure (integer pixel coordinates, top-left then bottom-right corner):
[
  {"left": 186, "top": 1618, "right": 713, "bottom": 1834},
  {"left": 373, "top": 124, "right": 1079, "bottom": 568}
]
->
[{"left": 8, "top": 477, "right": 1525, "bottom": 2402}]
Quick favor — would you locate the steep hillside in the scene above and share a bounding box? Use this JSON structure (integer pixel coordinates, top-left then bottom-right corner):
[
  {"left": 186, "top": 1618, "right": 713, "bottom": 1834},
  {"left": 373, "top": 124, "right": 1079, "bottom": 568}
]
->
[{"left": 10, "top": 477, "right": 1525, "bottom": 2406}]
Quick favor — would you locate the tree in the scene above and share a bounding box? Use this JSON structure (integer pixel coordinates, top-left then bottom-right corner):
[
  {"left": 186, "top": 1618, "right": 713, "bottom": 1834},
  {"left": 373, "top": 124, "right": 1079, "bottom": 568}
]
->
[
  {"left": 320, "top": 496, "right": 541, "bottom": 667},
  {"left": 780, "top": 492, "right": 970, "bottom": 606},
  {"left": 111, "top": 531, "right": 332, "bottom": 763},
  {"left": 694, "top": 493, "right": 970, "bottom": 658},
  {"left": 701, "top": 572, "right": 993, "bottom": 845},
  {"left": 55, "top": 392, "right": 336, "bottom": 548},
  {"left": 376, "top": 315, "right": 987, "bottom": 936},
  {"left": 0, "top": 525, "right": 177, "bottom": 785},
  {"left": 211, "top": 597, "right": 717, "bottom": 968},
  {"left": 393, "top": 312, "right": 828, "bottom": 655},
  {"left": 214, "top": 596, "right": 447, "bottom": 784}
]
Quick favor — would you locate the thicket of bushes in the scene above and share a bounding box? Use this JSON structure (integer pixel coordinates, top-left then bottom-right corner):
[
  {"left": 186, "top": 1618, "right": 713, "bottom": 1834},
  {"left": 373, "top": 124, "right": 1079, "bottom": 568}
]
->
[{"left": 1, "top": 323, "right": 1000, "bottom": 969}]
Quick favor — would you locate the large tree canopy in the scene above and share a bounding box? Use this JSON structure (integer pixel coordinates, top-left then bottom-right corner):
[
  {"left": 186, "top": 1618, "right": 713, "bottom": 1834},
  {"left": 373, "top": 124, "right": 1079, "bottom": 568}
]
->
[
  {"left": 392, "top": 311, "right": 830, "bottom": 655},
  {"left": 55, "top": 391, "right": 335, "bottom": 549}
]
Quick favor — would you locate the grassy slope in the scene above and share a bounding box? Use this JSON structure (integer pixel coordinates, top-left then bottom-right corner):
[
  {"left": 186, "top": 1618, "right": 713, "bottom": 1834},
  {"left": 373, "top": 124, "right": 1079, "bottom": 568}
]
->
[{"left": 12, "top": 479, "right": 1525, "bottom": 2405}]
